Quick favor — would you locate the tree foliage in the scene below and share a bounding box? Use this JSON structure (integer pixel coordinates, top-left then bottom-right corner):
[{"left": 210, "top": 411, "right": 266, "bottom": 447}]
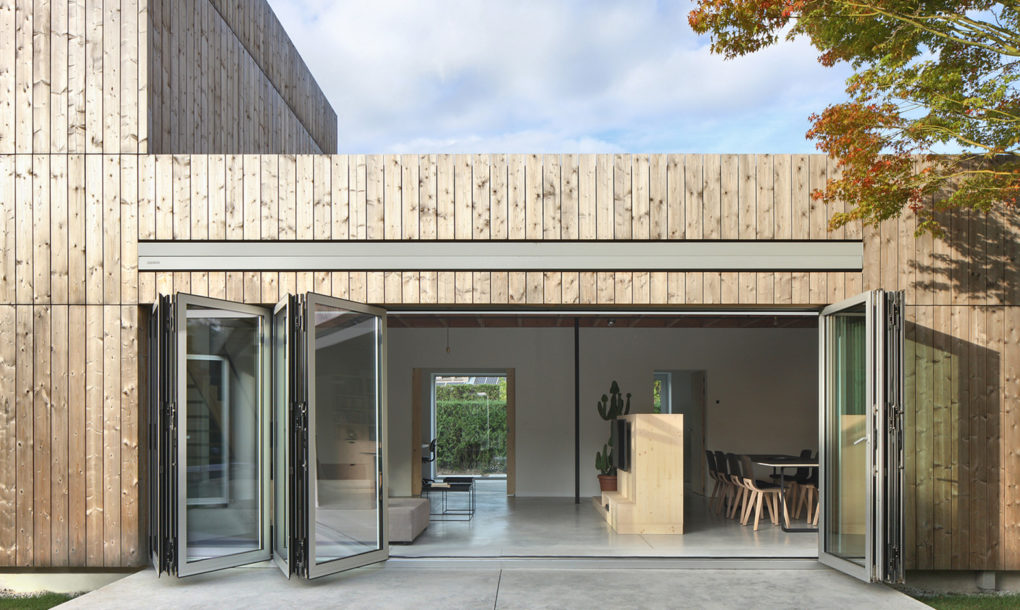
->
[{"left": 689, "top": 0, "right": 1020, "bottom": 234}]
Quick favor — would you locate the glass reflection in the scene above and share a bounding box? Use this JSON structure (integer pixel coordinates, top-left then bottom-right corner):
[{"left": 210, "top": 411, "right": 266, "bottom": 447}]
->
[
  {"left": 312, "top": 303, "right": 381, "bottom": 564},
  {"left": 825, "top": 304, "right": 868, "bottom": 564},
  {"left": 185, "top": 305, "right": 262, "bottom": 562}
]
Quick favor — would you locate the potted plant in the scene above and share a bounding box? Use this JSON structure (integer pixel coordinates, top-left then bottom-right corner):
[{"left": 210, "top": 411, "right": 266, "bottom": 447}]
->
[
  {"left": 595, "top": 441, "right": 616, "bottom": 491},
  {"left": 594, "top": 381, "right": 631, "bottom": 492}
]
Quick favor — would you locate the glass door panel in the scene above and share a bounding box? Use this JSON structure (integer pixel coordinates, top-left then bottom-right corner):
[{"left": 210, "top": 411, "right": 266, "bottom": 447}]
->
[
  {"left": 305, "top": 293, "right": 388, "bottom": 579},
  {"left": 176, "top": 295, "right": 271, "bottom": 576},
  {"left": 819, "top": 290, "right": 904, "bottom": 583},
  {"left": 272, "top": 297, "right": 294, "bottom": 575},
  {"left": 823, "top": 298, "right": 870, "bottom": 570}
]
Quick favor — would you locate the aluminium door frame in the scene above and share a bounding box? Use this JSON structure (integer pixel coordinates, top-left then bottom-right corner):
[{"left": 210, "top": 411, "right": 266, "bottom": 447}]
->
[
  {"left": 304, "top": 292, "right": 390, "bottom": 579},
  {"left": 272, "top": 295, "right": 301, "bottom": 577},
  {"left": 817, "top": 290, "right": 876, "bottom": 581},
  {"left": 174, "top": 293, "right": 273, "bottom": 577},
  {"left": 816, "top": 289, "right": 904, "bottom": 583}
]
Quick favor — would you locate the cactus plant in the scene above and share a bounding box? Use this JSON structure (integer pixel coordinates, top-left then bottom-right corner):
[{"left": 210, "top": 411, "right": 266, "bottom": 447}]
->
[
  {"left": 596, "top": 381, "right": 631, "bottom": 421},
  {"left": 595, "top": 442, "right": 614, "bottom": 476}
]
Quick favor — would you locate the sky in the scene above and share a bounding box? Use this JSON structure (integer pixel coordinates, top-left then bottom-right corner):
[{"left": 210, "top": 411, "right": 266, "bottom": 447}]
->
[{"left": 265, "top": 0, "right": 856, "bottom": 154}]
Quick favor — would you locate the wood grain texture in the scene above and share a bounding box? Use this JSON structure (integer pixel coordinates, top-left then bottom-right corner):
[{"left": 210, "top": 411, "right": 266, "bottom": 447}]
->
[
  {"left": 542, "top": 154, "right": 560, "bottom": 240},
  {"left": 0, "top": 150, "right": 1016, "bottom": 572},
  {"left": 150, "top": 0, "right": 335, "bottom": 154},
  {"left": 0, "top": 306, "right": 14, "bottom": 564}
]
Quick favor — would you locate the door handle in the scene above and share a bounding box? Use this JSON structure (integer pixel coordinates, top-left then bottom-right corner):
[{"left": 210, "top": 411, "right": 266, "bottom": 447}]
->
[{"left": 853, "top": 436, "right": 867, "bottom": 446}]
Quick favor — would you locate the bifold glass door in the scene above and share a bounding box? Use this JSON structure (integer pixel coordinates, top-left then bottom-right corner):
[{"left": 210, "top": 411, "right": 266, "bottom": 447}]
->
[
  {"left": 303, "top": 293, "right": 388, "bottom": 578},
  {"left": 819, "top": 290, "right": 904, "bottom": 584},
  {"left": 272, "top": 295, "right": 299, "bottom": 576},
  {"left": 151, "top": 292, "right": 387, "bottom": 580}
]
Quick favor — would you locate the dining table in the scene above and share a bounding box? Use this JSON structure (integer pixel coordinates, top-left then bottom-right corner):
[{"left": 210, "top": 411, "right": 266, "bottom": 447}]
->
[{"left": 748, "top": 454, "right": 819, "bottom": 533}]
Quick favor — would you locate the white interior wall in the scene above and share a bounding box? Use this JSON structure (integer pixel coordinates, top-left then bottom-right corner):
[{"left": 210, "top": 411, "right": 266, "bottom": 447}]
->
[{"left": 387, "top": 324, "right": 818, "bottom": 498}]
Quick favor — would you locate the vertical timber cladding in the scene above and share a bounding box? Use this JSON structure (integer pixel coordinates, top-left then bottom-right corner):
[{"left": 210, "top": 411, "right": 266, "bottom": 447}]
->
[
  {"left": 136, "top": 153, "right": 1019, "bottom": 575},
  {"left": 1, "top": 149, "right": 1018, "bottom": 570},
  {"left": 147, "top": 0, "right": 337, "bottom": 154},
  {"left": 0, "top": 0, "right": 147, "bottom": 156}
]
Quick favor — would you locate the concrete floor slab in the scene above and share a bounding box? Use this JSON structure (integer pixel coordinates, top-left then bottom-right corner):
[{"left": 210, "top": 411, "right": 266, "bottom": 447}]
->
[
  {"left": 62, "top": 562, "right": 926, "bottom": 610},
  {"left": 398, "top": 479, "right": 817, "bottom": 558}
]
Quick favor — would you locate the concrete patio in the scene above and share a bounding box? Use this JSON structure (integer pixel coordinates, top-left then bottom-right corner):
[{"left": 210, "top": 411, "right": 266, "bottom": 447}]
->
[{"left": 62, "top": 559, "right": 926, "bottom": 609}]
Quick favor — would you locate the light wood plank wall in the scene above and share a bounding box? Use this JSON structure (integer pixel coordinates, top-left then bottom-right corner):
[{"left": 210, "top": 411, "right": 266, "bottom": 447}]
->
[
  {"left": 0, "top": 153, "right": 144, "bottom": 568},
  {"left": 131, "top": 153, "right": 1020, "bottom": 574},
  {"left": 148, "top": 0, "right": 335, "bottom": 155},
  {"left": 1, "top": 151, "right": 1018, "bottom": 574},
  {"left": 0, "top": 0, "right": 147, "bottom": 154},
  {"left": 0, "top": 0, "right": 336, "bottom": 155}
]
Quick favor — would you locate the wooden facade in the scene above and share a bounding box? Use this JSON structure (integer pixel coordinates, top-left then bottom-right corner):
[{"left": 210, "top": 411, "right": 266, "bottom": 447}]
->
[
  {"left": 0, "top": 0, "right": 1017, "bottom": 577},
  {"left": 148, "top": 0, "right": 337, "bottom": 154},
  {"left": 0, "top": 0, "right": 335, "bottom": 155}
]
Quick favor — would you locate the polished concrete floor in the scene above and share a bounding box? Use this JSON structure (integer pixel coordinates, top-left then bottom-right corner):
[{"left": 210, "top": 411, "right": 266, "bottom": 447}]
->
[
  {"left": 62, "top": 560, "right": 926, "bottom": 609},
  {"left": 395, "top": 479, "right": 818, "bottom": 558}
]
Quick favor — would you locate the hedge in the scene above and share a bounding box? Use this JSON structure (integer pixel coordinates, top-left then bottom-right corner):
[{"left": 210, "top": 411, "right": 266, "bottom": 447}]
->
[{"left": 435, "top": 385, "right": 507, "bottom": 474}]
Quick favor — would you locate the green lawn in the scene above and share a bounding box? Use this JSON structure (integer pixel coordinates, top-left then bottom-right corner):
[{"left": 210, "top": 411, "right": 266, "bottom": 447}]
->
[
  {"left": 0, "top": 593, "right": 77, "bottom": 609},
  {"left": 915, "top": 594, "right": 1020, "bottom": 609}
]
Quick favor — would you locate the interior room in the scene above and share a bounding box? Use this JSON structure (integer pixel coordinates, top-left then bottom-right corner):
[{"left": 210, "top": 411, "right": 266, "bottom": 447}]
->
[{"left": 384, "top": 313, "right": 821, "bottom": 558}]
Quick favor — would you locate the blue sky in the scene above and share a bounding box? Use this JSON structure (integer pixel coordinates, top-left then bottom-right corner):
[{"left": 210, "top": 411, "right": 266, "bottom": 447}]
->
[{"left": 266, "top": 0, "right": 855, "bottom": 154}]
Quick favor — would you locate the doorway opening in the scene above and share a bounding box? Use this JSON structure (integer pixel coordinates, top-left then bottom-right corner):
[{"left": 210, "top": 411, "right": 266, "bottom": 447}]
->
[
  {"left": 655, "top": 370, "right": 708, "bottom": 496},
  {"left": 389, "top": 312, "right": 820, "bottom": 560},
  {"left": 430, "top": 374, "right": 509, "bottom": 480}
]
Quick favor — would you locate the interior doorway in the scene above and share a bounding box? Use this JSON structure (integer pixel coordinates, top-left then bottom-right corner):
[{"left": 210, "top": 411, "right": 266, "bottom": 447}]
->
[
  {"left": 655, "top": 370, "right": 708, "bottom": 496},
  {"left": 411, "top": 368, "right": 516, "bottom": 496},
  {"left": 430, "top": 374, "right": 510, "bottom": 480}
]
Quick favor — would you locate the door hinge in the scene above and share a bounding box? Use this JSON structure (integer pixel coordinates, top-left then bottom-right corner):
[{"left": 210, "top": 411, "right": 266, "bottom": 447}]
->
[
  {"left": 165, "top": 304, "right": 176, "bottom": 335},
  {"left": 888, "top": 409, "right": 901, "bottom": 431},
  {"left": 294, "top": 539, "right": 307, "bottom": 573},
  {"left": 165, "top": 539, "right": 176, "bottom": 569},
  {"left": 888, "top": 544, "right": 902, "bottom": 576},
  {"left": 887, "top": 301, "right": 901, "bottom": 330},
  {"left": 294, "top": 400, "right": 308, "bottom": 431}
]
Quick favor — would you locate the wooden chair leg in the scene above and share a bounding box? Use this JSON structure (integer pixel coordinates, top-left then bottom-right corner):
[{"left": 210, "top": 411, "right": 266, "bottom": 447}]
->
[
  {"left": 742, "top": 489, "right": 758, "bottom": 526},
  {"left": 753, "top": 492, "right": 764, "bottom": 530},
  {"left": 811, "top": 495, "right": 820, "bottom": 526},
  {"left": 795, "top": 486, "right": 810, "bottom": 520}
]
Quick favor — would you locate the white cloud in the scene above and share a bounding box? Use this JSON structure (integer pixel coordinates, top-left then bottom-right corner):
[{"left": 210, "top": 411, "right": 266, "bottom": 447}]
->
[{"left": 266, "top": 0, "right": 854, "bottom": 153}]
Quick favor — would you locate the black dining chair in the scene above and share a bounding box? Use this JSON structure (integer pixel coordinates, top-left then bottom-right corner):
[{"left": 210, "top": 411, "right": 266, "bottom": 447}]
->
[
  {"left": 725, "top": 453, "right": 748, "bottom": 521},
  {"left": 706, "top": 451, "right": 730, "bottom": 515},
  {"left": 785, "top": 448, "right": 813, "bottom": 509},
  {"left": 706, "top": 451, "right": 720, "bottom": 510},
  {"left": 713, "top": 451, "right": 732, "bottom": 514},
  {"left": 794, "top": 451, "right": 820, "bottom": 524}
]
